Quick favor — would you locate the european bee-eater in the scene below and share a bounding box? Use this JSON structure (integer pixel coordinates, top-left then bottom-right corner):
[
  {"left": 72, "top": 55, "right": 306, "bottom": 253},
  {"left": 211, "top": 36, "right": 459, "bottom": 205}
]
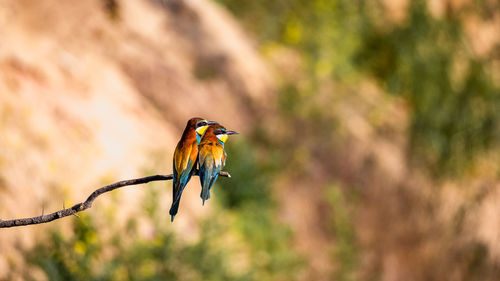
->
[
  {"left": 198, "top": 124, "right": 239, "bottom": 205},
  {"left": 169, "top": 117, "right": 218, "bottom": 221}
]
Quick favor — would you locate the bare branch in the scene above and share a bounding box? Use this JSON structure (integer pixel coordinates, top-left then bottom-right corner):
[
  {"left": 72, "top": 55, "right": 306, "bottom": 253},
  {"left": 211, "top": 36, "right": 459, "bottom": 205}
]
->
[{"left": 0, "top": 171, "right": 231, "bottom": 228}]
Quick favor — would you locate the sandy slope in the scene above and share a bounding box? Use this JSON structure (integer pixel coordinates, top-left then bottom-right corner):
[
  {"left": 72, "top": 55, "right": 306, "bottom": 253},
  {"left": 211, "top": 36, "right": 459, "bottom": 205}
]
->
[{"left": 0, "top": 0, "right": 272, "bottom": 277}]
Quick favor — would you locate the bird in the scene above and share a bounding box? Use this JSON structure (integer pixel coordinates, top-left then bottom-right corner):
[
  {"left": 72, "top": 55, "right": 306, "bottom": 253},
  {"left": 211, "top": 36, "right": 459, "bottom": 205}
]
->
[
  {"left": 198, "top": 124, "right": 239, "bottom": 205},
  {"left": 169, "top": 117, "right": 218, "bottom": 221}
]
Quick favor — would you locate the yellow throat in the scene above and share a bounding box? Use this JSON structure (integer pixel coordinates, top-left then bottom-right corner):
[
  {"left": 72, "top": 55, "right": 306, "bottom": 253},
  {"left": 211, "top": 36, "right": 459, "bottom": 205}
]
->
[
  {"left": 216, "top": 134, "right": 228, "bottom": 143},
  {"left": 196, "top": 125, "right": 209, "bottom": 136}
]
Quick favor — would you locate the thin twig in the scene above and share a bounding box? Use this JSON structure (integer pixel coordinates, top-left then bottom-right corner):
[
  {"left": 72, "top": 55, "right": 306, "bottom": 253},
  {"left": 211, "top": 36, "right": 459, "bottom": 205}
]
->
[{"left": 0, "top": 171, "right": 230, "bottom": 228}]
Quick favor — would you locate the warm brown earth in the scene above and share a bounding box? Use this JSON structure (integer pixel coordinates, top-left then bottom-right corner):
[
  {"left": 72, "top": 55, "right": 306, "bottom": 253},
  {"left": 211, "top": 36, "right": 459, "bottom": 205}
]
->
[
  {"left": 0, "top": 1, "right": 499, "bottom": 280},
  {"left": 0, "top": 0, "right": 272, "bottom": 276}
]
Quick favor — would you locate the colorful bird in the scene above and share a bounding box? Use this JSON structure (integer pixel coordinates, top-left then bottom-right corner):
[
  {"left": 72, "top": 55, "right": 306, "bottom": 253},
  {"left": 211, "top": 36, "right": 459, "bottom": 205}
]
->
[
  {"left": 169, "top": 117, "right": 218, "bottom": 221},
  {"left": 198, "top": 124, "right": 239, "bottom": 205}
]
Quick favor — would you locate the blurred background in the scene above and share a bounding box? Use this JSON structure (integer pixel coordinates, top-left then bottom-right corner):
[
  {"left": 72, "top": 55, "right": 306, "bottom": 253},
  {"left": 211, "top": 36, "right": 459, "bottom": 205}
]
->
[{"left": 0, "top": 0, "right": 499, "bottom": 280}]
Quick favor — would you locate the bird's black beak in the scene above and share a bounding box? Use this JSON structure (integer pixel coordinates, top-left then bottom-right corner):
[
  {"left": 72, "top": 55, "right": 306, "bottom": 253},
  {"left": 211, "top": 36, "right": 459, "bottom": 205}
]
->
[
  {"left": 207, "top": 121, "right": 219, "bottom": 125},
  {"left": 226, "top": 130, "right": 239, "bottom": 135}
]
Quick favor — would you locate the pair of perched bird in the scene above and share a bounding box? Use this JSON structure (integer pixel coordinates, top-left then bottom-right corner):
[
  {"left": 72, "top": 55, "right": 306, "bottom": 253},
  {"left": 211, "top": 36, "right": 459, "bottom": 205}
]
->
[{"left": 169, "top": 117, "right": 238, "bottom": 221}]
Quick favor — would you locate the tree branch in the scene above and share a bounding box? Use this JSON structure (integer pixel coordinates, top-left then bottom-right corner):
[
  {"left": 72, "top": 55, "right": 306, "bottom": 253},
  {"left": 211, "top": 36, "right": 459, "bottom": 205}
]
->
[{"left": 0, "top": 171, "right": 231, "bottom": 228}]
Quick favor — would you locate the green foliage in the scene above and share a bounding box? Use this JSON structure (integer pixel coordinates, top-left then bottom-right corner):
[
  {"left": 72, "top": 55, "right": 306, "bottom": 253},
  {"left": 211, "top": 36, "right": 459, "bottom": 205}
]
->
[
  {"left": 328, "top": 184, "right": 359, "bottom": 281},
  {"left": 215, "top": 139, "right": 272, "bottom": 209},
  {"left": 21, "top": 139, "right": 302, "bottom": 281},
  {"left": 23, "top": 214, "right": 239, "bottom": 281},
  {"left": 215, "top": 139, "right": 303, "bottom": 280},
  {"left": 217, "top": 0, "right": 500, "bottom": 176},
  {"left": 231, "top": 205, "right": 303, "bottom": 281},
  {"left": 26, "top": 216, "right": 101, "bottom": 281},
  {"left": 354, "top": 1, "right": 500, "bottom": 174}
]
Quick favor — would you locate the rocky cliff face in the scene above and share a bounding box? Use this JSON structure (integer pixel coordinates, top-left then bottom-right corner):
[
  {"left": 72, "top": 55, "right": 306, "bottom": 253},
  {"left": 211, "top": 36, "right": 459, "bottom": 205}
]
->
[{"left": 0, "top": 0, "right": 272, "bottom": 275}]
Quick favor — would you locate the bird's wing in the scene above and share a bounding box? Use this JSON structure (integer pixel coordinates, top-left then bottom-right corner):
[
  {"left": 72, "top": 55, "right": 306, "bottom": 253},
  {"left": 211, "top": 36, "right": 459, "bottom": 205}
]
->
[
  {"left": 170, "top": 142, "right": 197, "bottom": 220},
  {"left": 209, "top": 145, "right": 224, "bottom": 189},
  {"left": 199, "top": 144, "right": 226, "bottom": 205},
  {"left": 175, "top": 142, "right": 199, "bottom": 182},
  {"left": 174, "top": 144, "right": 192, "bottom": 177},
  {"left": 199, "top": 144, "right": 214, "bottom": 204}
]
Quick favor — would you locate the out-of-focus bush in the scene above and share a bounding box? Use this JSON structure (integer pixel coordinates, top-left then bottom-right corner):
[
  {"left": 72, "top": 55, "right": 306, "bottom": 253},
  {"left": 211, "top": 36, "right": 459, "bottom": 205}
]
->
[
  {"left": 216, "top": 139, "right": 273, "bottom": 209},
  {"left": 354, "top": 2, "right": 499, "bottom": 174},
  {"left": 18, "top": 139, "right": 302, "bottom": 281},
  {"left": 215, "top": 140, "right": 304, "bottom": 281},
  {"left": 218, "top": 0, "right": 500, "bottom": 176},
  {"left": 327, "top": 184, "right": 359, "bottom": 281},
  {"left": 21, "top": 208, "right": 239, "bottom": 281}
]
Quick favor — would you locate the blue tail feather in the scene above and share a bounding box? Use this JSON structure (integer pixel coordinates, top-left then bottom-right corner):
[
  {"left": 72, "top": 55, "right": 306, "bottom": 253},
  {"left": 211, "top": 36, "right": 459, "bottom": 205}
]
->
[
  {"left": 170, "top": 171, "right": 192, "bottom": 222},
  {"left": 200, "top": 161, "right": 222, "bottom": 205},
  {"left": 199, "top": 164, "right": 212, "bottom": 204}
]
